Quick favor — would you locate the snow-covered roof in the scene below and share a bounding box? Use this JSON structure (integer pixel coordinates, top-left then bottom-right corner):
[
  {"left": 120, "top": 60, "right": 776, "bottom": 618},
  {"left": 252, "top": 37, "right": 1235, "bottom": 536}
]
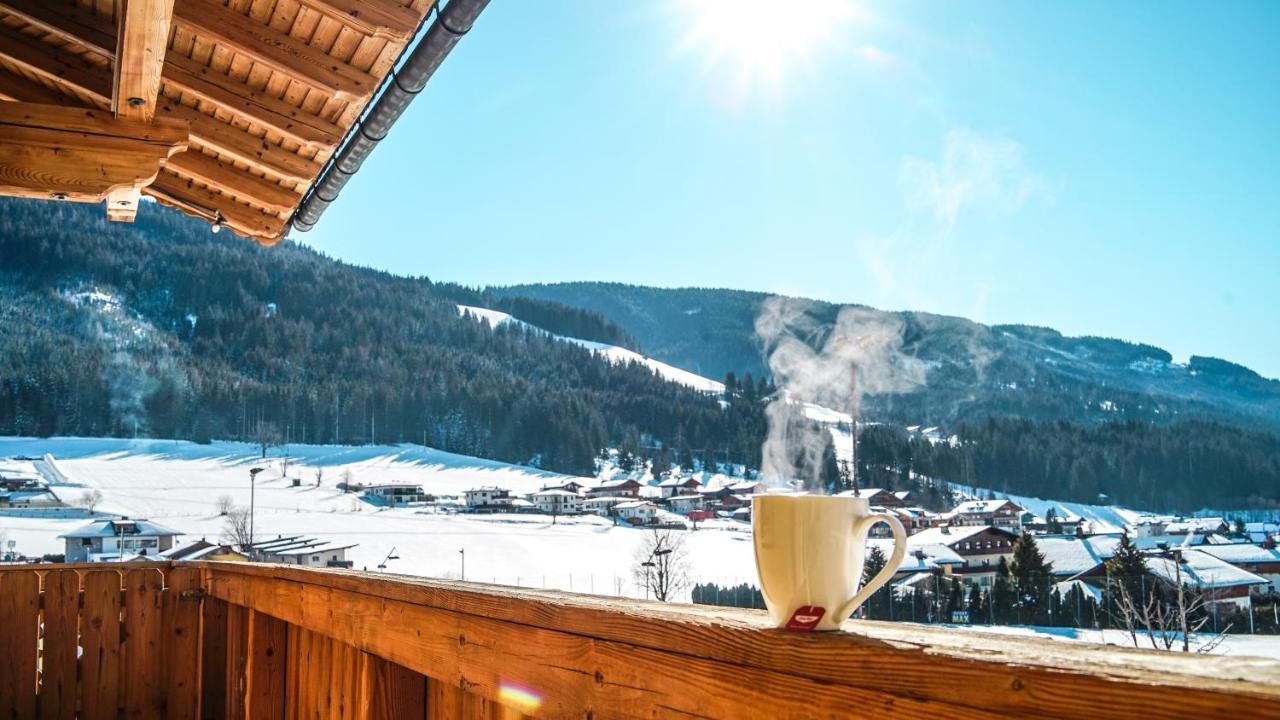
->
[
  {"left": 1146, "top": 550, "right": 1267, "bottom": 590},
  {"left": 658, "top": 476, "right": 699, "bottom": 487},
  {"left": 893, "top": 491, "right": 912, "bottom": 500},
  {"left": 530, "top": 489, "right": 580, "bottom": 498},
  {"left": 870, "top": 539, "right": 964, "bottom": 572},
  {"left": 834, "top": 487, "right": 891, "bottom": 498},
  {"left": 59, "top": 518, "right": 181, "bottom": 539},
  {"left": 614, "top": 500, "right": 655, "bottom": 510},
  {"left": 667, "top": 494, "right": 704, "bottom": 502},
  {"left": 1088, "top": 533, "right": 1204, "bottom": 557},
  {"left": 271, "top": 543, "right": 357, "bottom": 557},
  {"left": 593, "top": 479, "right": 641, "bottom": 490},
  {"left": 1193, "top": 543, "right": 1280, "bottom": 565},
  {"left": 949, "top": 499, "right": 1023, "bottom": 515},
  {"left": 1054, "top": 578, "right": 1103, "bottom": 604},
  {"left": 907, "top": 525, "right": 1017, "bottom": 547},
  {"left": 364, "top": 483, "right": 424, "bottom": 490},
  {"left": 465, "top": 486, "right": 507, "bottom": 493},
  {"left": 1036, "top": 537, "right": 1106, "bottom": 576},
  {"left": 582, "top": 496, "right": 633, "bottom": 505},
  {"left": 1165, "top": 517, "right": 1228, "bottom": 535},
  {"left": 163, "top": 540, "right": 246, "bottom": 561}
]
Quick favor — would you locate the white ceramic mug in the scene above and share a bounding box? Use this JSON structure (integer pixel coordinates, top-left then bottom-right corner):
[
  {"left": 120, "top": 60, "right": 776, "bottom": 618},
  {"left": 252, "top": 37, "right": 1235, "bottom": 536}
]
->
[{"left": 752, "top": 494, "right": 907, "bottom": 631}]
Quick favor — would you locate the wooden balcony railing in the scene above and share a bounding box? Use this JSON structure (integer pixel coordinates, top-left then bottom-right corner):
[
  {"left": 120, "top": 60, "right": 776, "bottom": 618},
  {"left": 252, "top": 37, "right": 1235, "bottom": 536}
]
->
[{"left": 1, "top": 561, "right": 1278, "bottom": 719}]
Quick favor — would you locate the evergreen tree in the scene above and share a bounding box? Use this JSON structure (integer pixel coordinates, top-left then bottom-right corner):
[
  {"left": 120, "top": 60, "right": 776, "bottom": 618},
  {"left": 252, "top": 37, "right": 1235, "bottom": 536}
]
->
[
  {"left": 861, "top": 545, "right": 889, "bottom": 620},
  {"left": 1105, "top": 532, "right": 1148, "bottom": 603},
  {"left": 992, "top": 557, "right": 1015, "bottom": 624},
  {"left": 1010, "top": 532, "right": 1054, "bottom": 622},
  {"left": 966, "top": 582, "right": 985, "bottom": 620}
]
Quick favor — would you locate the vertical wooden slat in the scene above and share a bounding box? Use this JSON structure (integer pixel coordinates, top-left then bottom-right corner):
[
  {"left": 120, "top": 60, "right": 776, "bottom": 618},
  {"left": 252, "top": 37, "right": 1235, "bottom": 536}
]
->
[
  {"left": 123, "top": 568, "right": 166, "bottom": 719},
  {"left": 38, "top": 570, "right": 80, "bottom": 720},
  {"left": 201, "top": 597, "right": 229, "bottom": 720},
  {"left": 225, "top": 604, "right": 250, "bottom": 720},
  {"left": 165, "top": 567, "right": 203, "bottom": 720},
  {"left": 246, "top": 610, "right": 287, "bottom": 720},
  {"left": 426, "top": 678, "right": 462, "bottom": 720},
  {"left": 284, "top": 625, "right": 303, "bottom": 720},
  {"left": 0, "top": 570, "right": 40, "bottom": 720},
  {"left": 332, "top": 640, "right": 358, "bottom": 720},
  {"left": 362, "top": 655, "right": 427, "bottom": 720},
  {"left": 81, "top": 570, "right": 123, "bottom": 720},
  {"left": 314, "top": 632, "right": 334, "bottom": 720}
]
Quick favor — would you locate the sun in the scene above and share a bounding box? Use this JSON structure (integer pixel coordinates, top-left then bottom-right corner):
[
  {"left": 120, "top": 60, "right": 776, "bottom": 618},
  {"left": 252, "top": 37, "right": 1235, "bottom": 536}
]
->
[{"left": 673, "top": 0, "right": 861, "bottom": 99}]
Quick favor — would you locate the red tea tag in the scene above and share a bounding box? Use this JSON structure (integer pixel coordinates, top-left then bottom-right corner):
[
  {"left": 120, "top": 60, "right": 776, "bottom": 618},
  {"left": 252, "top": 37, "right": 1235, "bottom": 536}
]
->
[{"left": 785, "top": 606, "right": 826, "bottom": 632}]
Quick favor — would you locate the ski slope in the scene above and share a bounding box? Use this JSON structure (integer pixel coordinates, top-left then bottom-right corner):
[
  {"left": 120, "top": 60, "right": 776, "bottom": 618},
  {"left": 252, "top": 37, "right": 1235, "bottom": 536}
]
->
[
  {"left": 457, "top": 305, "right": 724, "bottom": 393},
  {"left": 0, "top": 437, "right": 756, "bottom": 598}
]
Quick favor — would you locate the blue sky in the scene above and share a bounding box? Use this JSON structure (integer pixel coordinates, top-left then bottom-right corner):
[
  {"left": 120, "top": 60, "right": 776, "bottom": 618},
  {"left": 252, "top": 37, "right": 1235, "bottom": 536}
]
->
[{"left": 300, "top": 1, "right": 1280, "bottom": 378}]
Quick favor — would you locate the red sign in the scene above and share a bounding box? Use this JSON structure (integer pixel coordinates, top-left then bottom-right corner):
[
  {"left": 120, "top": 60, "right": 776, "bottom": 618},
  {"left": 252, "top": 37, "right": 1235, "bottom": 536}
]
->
[{"left": 785, "top": 606, "right": 826, "bottom": 632}]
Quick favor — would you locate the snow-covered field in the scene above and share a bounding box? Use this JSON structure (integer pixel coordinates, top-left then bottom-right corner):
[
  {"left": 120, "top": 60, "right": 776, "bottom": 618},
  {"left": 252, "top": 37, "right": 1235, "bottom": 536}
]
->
[
  {"left": 0, "top": 437, "right": 757, "bottom": 598},
  {"left": 947, "top": 624, "right": 1280, "bottom": 661}
]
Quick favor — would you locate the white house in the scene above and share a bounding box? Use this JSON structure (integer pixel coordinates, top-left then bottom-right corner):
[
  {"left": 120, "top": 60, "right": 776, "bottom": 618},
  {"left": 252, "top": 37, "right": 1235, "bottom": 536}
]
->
[
  {"left": 614, "top": 500, "right": 659, "bottom": 525},
  {"left": 582, "top": 496, "right": 632, "bottom": 517},
  {"left": 586, "top": 479, "right": 642, "bottom": 498},
  {"left": 530, "top": 489, "right": 583, "bottom": 515},
  {"left": 363, "top": 483, "right": 430, "bottom": 506},
  {"left": 667, "top": 495, "right": 705, "bottom": 515},
  {"left": 657, "top": 476, "right": 701, "bottom": 499},
  {"left": 464, "top": 487, "right": 514, "bottom": 510},
  {"left": 942, "top": 499, "right": 1026, "bottom": 531},
  {"left": 60, "top": 517, "right": 181, "bottom": 562},
  {"left": 250, "top": 535, "right": 356, "bottom": 568}
]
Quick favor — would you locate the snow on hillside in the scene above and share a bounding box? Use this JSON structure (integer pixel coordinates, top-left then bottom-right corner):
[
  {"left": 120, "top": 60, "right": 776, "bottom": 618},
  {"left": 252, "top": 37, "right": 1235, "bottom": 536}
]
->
[
  {"left": 457, "top": 305, "right": 725, "bottom": 393},
  {"left": 952, "top": 483, "right": 1139, "bottom": 533},
  {"left": 0, "top": 437, "right": 757, "bottom": 598}
]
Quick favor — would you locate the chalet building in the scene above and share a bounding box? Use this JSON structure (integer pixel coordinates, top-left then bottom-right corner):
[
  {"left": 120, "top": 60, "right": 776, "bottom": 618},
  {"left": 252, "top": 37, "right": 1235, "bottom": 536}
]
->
[
  {"left": 530, "top": 489, "right": 583, "bottom": 515},
  {"left": 942, "top": 499, "right": 1026, "bottom": 531},
  {"left": 363, "top": 484, "right": 431, "bottom": 506},
  {"left": 666, "top": 495, "right": 705, "bottom": 515},
  {"left": 585, "top": 479, "right": 641, "bottom": 499},
  {"left": 463, "top": 487, "right": 514, "bottom": 510},
  {"left": 161, "top": 539, "right": 249, "bottom": 562},
  {"left": 614, "top": 500, "right": 659, "bottom": 525},
  {"left": 870, "top": 540, "right": 965, "bottom": 581},
  {"left": 582, "top": 496, "right": 633, "bottom": 517},
  {"left": 540, "top": 480, "right": 586, "bottom": 494},
  {"left": 60, "top": 518, "right": 181, "bottom": 562},
  {"left": 868, "top": 507, "right": 937, "bottom": 538},
  {"left": 0, "top": 488, "right": 62, "bottom": 508},
  {"left": 251, "top": 536, "right": 355, "bottom": 568},
  {"left": 657, "top": 476, "right": 702, "bottom": 499},
  {"left": 1193, "top": 544, "right": 1280, "bottom": 593},
  {"left": 907, "top": 525, "right": 1020, "bottom": 588},
  {"left": 835, "top": 487, "right": 903, "bottom": 508},
  {"left": 1165, "top": 517, "right": 1230, "bottom": 537}
]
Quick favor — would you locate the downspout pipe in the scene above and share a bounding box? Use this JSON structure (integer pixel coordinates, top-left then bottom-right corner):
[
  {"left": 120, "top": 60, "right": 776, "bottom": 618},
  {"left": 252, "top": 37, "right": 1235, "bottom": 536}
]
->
[{"left": 291, "top": 0, "right": 490, "bottom": 232}]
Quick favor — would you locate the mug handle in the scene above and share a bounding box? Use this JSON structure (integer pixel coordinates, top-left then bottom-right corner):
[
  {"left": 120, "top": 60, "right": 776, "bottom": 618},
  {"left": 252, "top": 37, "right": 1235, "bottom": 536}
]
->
[{"left": 837, "top": 511, "right": 907, "bottom": 622}]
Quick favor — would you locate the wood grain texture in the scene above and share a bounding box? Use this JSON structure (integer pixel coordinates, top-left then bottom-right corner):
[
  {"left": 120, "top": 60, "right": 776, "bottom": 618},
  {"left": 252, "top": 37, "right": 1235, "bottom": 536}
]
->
[
  {"left": 113, "top": 0, "right": 175, "bottom": 120},
  {"left": 165, "top": 567, "right": 204, "bottom": 720},
  {"left": 0, "top": 570, "right": 40, "bottom": 720},
  {"left": 362, "top": 654, "right": 427, "bottom": 720},
  {"left": 38, "top": 570, "right": 81, "bottom": 720},
  {"left": 225, "top": 603, "right": 250, "bottom": 720},
  {"left": 80, "top": 570, "right": 124, "bottom": 720},
  {"left": 201, "top": 597, "right": 230, "bottom": 720},
  {"left": 123, "top": 568, "right": 167, "bottom": 719},
  {"left": 246, "top": 610, "right": 288, "bottom": 720},
  {"left": 174, "top": 0, "right": 378, "bottom": 100},
  {"left": 294, "top": 0, "right": 422, "bottom": 41}
]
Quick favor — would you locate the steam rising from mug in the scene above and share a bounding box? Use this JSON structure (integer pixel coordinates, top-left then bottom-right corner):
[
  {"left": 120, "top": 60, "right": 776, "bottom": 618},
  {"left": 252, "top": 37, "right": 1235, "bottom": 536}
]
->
[{"left": 755, "top": 297, "right": 927, "bottom": 491}]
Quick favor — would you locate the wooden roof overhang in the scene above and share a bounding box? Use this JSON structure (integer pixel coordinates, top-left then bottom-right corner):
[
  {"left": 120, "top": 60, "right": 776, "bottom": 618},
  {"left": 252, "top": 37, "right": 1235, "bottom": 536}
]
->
[{"left": 0, "top": 0, "right": 438, "bottom": 244}]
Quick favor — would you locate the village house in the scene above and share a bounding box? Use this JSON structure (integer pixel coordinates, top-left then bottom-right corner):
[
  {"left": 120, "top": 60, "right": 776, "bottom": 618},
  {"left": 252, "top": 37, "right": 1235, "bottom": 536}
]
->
[
  {"left": 60, "top": 517, "right": 181, "bottom": 562},
  {"left": 942, "top": 499, "right": 1026, "bottom": 531},
  {"left": 907, "top": 525, "right": 1021, "bottom": 588},
  {"left": 463, "top": 487, "right": 514, "bottom": 511},
  {"left": 585, "top": 479, "right": 642, "bottom": 499},
  {"left": 250, "top": 536, "right": 356, "bottom": 568},
  {"left": 867, "top": 506, "right": 937, "bottom": 538},
  {"left": 582, "top": 496, "right": 633, "bottom": 517},
  {"left": 540, "top": 480, "right": 586, "bottom": 494},
  {"left": 657, "top": 476, "right": 701, "bottom": 498},
  {"left": 666, "top": 494, "right": 705, "bottom": 515},
  {"left": 161, "top": 539, "right": 249, "bottom": 562},
  {"left": 614, "top": 500, "right": 659, "bottom": 525},
  {"left": 530, "top": 489, "right": 583, "bottom": 515},
  {"left": 835, "top": 487, "right": 903, "bottom": 508},
  {"left": 363, "top": 483, "right": 431, "bottom": 506},
  {"left": 1193, "top": 543, "right": 1280, "bottom": 593}
]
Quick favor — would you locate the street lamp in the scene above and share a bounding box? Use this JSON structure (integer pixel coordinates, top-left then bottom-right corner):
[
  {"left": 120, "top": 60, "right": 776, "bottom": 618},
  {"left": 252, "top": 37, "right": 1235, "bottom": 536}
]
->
[
  {"left": 377, "top": 546, "right": 400, "bottom": 571},
  {"left": 248, "top": 467, "right": 264, "bottom": 552}
]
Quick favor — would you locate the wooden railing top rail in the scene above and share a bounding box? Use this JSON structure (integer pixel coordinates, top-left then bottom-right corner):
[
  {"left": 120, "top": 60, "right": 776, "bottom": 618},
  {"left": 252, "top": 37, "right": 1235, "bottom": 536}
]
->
[{"left": 2, "top": 561, "right": 1278, "bottom": 719}]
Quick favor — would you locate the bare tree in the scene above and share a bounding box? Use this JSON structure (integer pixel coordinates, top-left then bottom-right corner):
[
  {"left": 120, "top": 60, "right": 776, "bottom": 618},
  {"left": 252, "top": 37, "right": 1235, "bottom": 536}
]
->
[
  {"left": 632, "top": 529, "right": 690, "bottom": 602},
  {"left": 79, "top": 489, "right": 104, "bottom": 513},
  {"left": 340, "top": 468, "right": 355, "bottom": 493},
  {"left": 215, "top": 494, "right": 234, "bottom": 516},
  {"left": 1111, "top": 577, "right": 1231, "bottom": 652},
  {"left": 223, "top": 506, "right": 253, "bottom": 549},
  {"left": 314, "top": 467, "right": 324, "bottom": 487},
  {"left": 254, "top": 420, "right": 282, "bottom": 459}
]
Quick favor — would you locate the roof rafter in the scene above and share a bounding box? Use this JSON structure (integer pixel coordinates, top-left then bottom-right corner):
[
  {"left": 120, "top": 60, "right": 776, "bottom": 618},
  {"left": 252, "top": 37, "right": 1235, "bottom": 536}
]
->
[
  {"left": 0, "top": 0, "right": 344, "bottom": 148},
  {"left": 108, "top": 0, "right": 176, "bottom": 220},
  {"left": 173, "top": 0, "right": 378, "bottom": 101}
]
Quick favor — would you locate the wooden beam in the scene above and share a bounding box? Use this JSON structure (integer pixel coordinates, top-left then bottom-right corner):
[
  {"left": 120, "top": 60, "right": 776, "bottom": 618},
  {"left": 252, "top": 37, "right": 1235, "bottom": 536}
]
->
[
  {"left": 171, "top": 150, "right": 301, "bottom": 214},
  {"left": 172, "top": 0, "right": 378, "bottom": 101},
  {"left": 0, "top": 37, "right": 321, "bottom": 183},
  {"left": 112, "top": 0, "right": 174, "bottom": 120},
  {"left": 294, "top": 0, "right": 423, "bottom": 41},
  {"left": 149, "top": 172, "right": 289, "bottom": 243},
  {"left": 0, "top": 0, "right": 343, "bottom": 148},
  {"left": 0, "top": 102, "right": 187, "bottom": 203}
]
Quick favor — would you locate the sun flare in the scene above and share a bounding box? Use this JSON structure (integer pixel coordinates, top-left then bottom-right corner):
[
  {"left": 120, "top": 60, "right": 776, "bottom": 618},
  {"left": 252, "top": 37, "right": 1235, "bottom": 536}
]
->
[{"left": 674, "top": 0, "right": 861, "bottom": 98}]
